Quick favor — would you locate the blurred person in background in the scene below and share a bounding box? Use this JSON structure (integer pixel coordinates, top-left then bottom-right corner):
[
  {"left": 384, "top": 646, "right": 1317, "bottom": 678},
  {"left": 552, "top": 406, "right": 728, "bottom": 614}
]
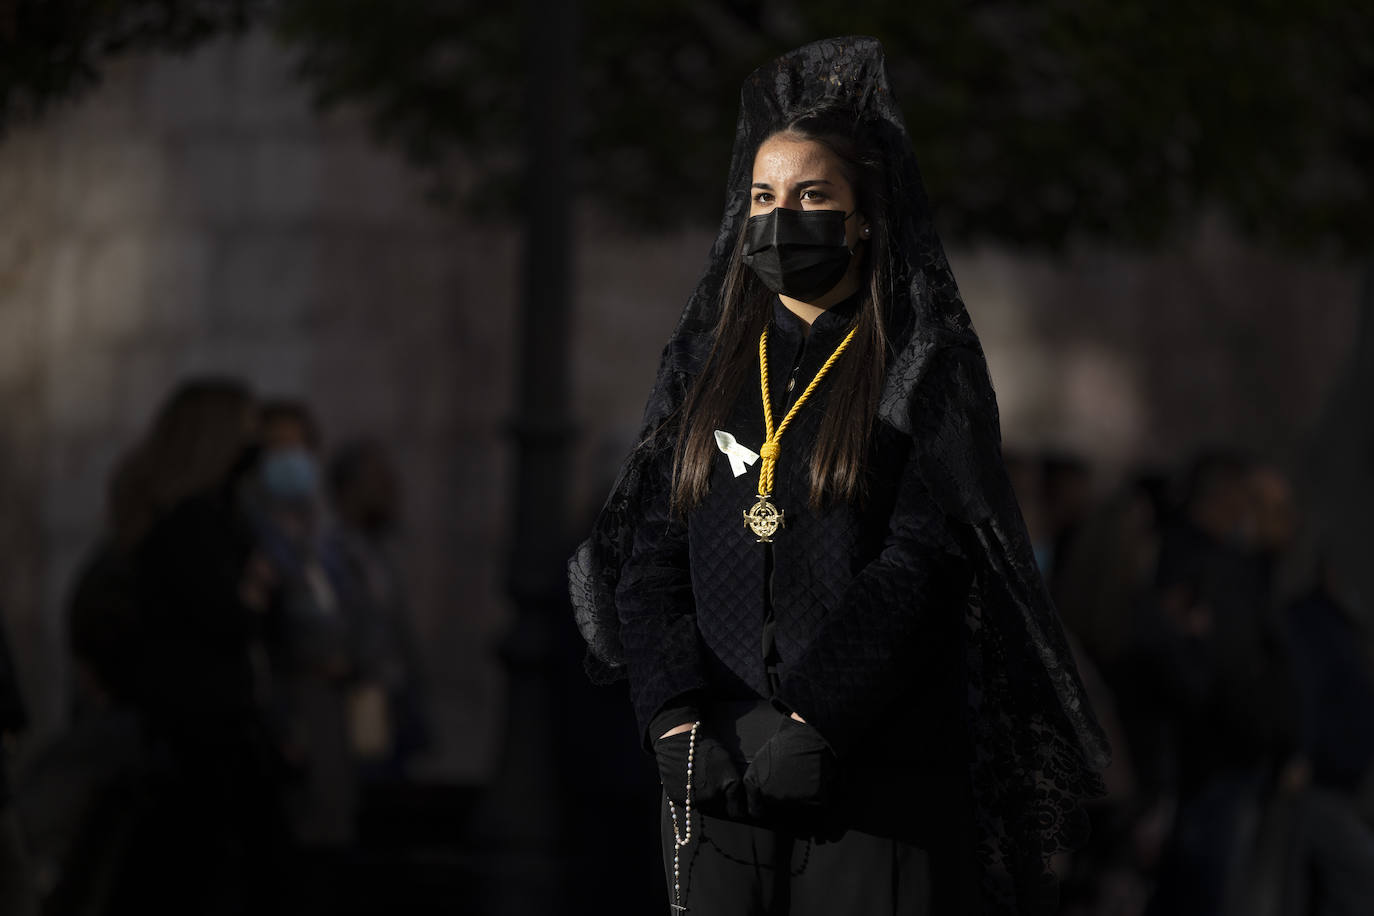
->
[
  {"left": 65, "top": 378, "right": 262, "bottom": 717},
  {"left": 1285, "top": 555, "right": 1374, "bottom": 810},
  {"left": 1276, "top": 547, "right": 1374, "bottom": 916},
  {"left": 1142, "top": 452, "right": 1300, "bottom": 916},
  {"left": 21, "top": 376, "right": 292, "bottom": 915},
  {"left": 1040, "top": 452, "right": 1095, "bottom": 602},
  {"left": 1217, "top": 463, "right": 1374, "bottom": 916},
  {"left": 115, "top": 379, "right": 290, "bottom": 914},
  {"left": 321, "top": 437, "right": 431, "bottom": 785},
  {"left": 1055, "top": 472, "right": 1166, "bottom": 678},
  {"left": 247, "top": 400, "right": 359, "bottom": 848},
  {"left": 1052, "top": 472, "right": 1170, "bottom": 916}
]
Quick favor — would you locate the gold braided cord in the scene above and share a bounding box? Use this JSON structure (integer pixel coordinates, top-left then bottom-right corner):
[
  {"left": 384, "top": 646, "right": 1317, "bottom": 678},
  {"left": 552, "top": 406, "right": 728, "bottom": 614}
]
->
[{"left": 756, "top": 324, "right": 858, "bottom": 498}]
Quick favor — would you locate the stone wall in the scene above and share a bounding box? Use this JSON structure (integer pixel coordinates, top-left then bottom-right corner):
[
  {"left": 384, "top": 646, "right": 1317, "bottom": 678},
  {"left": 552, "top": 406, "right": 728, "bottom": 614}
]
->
[{"left": 0, "top": 33, "right": 517, "bottom": 780}]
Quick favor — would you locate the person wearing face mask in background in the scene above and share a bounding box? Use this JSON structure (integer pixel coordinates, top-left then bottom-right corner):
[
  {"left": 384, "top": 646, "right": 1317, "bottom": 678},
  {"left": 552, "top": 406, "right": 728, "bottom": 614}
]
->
[
  {"left": 570, "top": 38, "right": 1108, "bottom": 916},
  {"left": 248, "top": 401, "right": 359, "bottom": 849}
]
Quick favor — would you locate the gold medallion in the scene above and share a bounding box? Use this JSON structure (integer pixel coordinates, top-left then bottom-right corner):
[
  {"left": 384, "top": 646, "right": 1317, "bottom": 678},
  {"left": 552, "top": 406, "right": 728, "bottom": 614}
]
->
[
  {"left": 743, "top": 324, "right": 855, "bottom": 547},
  {"left": 743, "top": 494, "right": 784, "bottom": 543}
]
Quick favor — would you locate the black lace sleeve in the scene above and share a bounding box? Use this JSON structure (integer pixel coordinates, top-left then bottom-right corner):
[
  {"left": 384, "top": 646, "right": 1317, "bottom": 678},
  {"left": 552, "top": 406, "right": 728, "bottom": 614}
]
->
[
  {"left": 613, "top": 438, "right": 709, "bottom": 746},
  {"left": 775, "top": 441, "right": 971, "bottom": 756}
]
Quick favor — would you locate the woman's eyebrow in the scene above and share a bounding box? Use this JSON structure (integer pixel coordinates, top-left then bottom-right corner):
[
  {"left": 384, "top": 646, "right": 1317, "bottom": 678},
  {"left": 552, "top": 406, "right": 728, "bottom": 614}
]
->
[{"left": 751, "top": 178, "right": 835, "bottom": 189}]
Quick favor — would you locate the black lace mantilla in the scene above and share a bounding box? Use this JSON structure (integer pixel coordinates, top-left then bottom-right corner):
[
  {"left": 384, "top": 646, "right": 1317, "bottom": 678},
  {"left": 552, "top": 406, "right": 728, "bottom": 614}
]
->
[{"left": 568, "top": 36, "right": 1110, "bottom": 914}]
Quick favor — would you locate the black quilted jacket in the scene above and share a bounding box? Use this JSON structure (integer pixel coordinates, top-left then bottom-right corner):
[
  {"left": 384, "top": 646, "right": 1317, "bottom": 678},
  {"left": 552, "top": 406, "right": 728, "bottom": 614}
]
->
[{"left": 616, "top": 296, "right": 974, "bottom": 794}]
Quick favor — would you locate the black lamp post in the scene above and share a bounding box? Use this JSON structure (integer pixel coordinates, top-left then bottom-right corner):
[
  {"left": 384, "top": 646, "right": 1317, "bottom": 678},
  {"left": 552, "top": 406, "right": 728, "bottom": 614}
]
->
[{"left": 468, "top": 0, "right": 579, "bottom": 912}]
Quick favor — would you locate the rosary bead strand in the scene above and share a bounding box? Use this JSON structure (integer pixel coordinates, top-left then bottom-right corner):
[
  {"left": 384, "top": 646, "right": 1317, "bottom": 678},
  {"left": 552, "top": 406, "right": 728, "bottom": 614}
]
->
[{"left": 666, "top": 721, "right": 700, "bottom": 913}]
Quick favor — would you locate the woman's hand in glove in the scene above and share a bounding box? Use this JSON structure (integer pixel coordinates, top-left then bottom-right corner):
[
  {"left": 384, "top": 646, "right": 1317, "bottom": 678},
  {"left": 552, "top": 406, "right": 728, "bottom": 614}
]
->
[
  {"left": 742, "top": 716, "right": 837, "bottom": 817},
  {"left": 655, "top": 727, "right": 746, "bottom": 818}
]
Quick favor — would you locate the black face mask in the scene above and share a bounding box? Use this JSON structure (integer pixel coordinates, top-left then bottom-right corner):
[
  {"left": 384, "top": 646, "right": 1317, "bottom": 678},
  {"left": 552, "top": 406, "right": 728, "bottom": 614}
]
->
[{"left": 741, "top": 207, "right": 856, "bottom": 301}]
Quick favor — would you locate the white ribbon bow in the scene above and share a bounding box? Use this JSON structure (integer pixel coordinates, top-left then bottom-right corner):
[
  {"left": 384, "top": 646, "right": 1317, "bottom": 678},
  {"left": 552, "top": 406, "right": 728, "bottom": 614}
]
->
[{"left": 714, "top": 430, "right": 760, "bottom": 478}]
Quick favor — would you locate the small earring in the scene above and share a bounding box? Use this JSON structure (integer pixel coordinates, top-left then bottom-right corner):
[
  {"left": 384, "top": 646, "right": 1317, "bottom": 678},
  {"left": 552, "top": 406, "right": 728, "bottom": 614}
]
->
[{"left": 861, "top": 227, "right": 871, "bottom": 237}]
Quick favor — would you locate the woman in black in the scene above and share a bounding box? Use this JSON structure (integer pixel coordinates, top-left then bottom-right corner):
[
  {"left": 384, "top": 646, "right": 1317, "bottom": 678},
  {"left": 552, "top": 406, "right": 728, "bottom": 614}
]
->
[{"left": 570, "top": 37, "right": 1109, "bottom": 915}]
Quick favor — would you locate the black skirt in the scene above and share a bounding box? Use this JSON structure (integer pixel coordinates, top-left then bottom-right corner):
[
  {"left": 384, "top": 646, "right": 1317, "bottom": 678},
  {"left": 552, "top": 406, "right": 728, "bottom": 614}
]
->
[{"left": 659, "top": 792, "right": 932, "bottom": 916}]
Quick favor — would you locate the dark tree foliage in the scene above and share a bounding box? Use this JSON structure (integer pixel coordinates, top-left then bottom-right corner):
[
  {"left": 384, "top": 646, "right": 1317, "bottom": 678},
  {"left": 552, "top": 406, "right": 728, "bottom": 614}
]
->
[
  {"left": 0, "top": 0, "right": 264, "bottom": 128},
  {"left": 276, "top": 0, "right": 1374, "bottom": 251},
  {"left": 275, "top": 0, "right": 786, "bottom": 219},
  {"left": 822, "top": 0, "right": 1372, "bottom": 252},
  {"left": 274, "top": 0, "right": 524, "bottom": 211},
  {"left": 2, "top": 0, "right": 1371, "bottom": 250}
]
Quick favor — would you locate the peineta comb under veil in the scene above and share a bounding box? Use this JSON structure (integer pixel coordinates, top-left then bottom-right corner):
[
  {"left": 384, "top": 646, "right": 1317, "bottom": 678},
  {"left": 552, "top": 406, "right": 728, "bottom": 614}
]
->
[{"left": 568, "top": 36, "right": 1110, "bottom": 914}]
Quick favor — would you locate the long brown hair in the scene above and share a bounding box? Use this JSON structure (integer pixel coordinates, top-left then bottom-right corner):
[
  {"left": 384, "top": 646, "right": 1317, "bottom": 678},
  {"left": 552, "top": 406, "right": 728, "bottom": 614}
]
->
[
  {"left": 109, "top": 377, "right": 256, "bottom": 549},
  {"left": 671, "top": 107, "right": 894, "bottom": 513}
]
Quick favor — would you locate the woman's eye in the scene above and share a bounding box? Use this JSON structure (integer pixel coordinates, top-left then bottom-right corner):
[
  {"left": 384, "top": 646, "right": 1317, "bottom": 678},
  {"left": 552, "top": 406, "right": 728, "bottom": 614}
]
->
[
  {"left": 800, "top": 189, "right": 827, "bottom": 202},
  {"left": 752, "top": 192, "right": 773, "bottom": 205}
]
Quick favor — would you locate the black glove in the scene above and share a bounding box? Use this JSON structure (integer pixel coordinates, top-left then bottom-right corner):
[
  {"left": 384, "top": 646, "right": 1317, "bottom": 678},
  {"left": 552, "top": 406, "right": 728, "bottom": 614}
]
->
[
  {"left": 742, "top": 717, "right": 837, "bottom": 818},
  {"left": 655, "top": 727, "right": 745, "bottom": 818}
]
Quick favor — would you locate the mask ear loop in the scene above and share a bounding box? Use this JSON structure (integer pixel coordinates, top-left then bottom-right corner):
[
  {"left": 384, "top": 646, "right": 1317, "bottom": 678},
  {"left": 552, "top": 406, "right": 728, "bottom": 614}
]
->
[{"left": 841, "top": 209, "right": 872, "bottom": 255}]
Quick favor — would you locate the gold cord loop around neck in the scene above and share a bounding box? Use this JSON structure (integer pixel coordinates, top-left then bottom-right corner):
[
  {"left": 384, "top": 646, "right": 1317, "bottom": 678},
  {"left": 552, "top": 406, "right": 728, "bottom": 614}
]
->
[{"left": 744, "top": 322, "right": 857, "bottom": 542}]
